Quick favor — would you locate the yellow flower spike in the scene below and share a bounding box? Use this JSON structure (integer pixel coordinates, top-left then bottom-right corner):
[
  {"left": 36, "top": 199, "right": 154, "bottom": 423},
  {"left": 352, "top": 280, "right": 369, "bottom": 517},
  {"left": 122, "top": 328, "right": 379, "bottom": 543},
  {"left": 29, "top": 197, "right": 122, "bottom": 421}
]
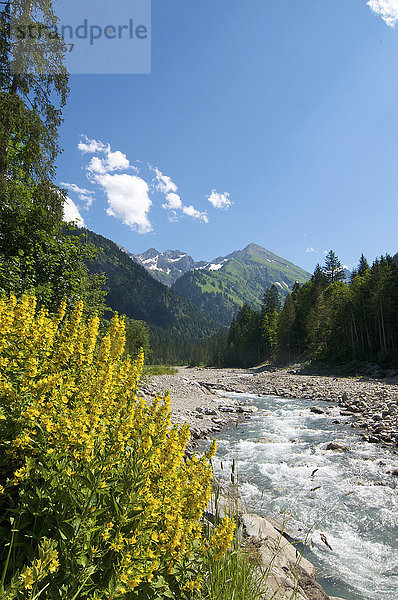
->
[
  {"left": 20, "top": 566, "right": 34, "bottom": 589},
  {"left": 56, "top": 299, "right": 67, "bottom": 324},
  {"left": 0, "top": 294, "right": 225, "bottom": 595}
]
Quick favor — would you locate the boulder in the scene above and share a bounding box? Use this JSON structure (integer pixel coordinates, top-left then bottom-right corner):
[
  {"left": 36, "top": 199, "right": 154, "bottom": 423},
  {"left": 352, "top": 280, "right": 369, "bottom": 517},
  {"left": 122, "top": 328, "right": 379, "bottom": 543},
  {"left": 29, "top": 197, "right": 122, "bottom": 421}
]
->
[
  {"left": 196, "top": 406, "right": 218, "bottom": 416},
  {"left": 326, "top": 442, "right": 349, "bottom": 452},
  {"left": 294, "top": 566, "right": 330, "bottom": 600},
  {"left": 240, "top": 513, "right": 322, "bottom": 600},
  {"left": 310, "top": 406, "right": 327, "bottom": 415},
  {"left": 257, "top": 435, "right": 279, "bottom": 444},
  {"left": 237, "top": 405, "right": 259, "bottom": 413}
]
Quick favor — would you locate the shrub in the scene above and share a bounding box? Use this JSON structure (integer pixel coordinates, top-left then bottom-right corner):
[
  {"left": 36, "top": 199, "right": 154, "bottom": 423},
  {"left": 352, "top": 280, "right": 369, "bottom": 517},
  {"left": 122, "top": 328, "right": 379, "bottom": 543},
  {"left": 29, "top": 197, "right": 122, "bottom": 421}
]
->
[{"left": 0, "top": 294, "right": 234, "bottom": 599}]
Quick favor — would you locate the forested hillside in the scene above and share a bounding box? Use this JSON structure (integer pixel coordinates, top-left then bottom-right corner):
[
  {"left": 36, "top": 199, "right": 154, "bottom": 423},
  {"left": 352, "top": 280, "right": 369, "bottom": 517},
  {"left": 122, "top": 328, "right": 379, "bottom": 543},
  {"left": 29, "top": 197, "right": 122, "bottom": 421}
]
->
[
  {"left": 172, "top": 243, "right": 310, "bottom": 326},
  {"left": 211, "top": 251, "right": 398, "bottom": 368},
  {"left": 82, "top": 230, "right": 221, "bottom": 362}
]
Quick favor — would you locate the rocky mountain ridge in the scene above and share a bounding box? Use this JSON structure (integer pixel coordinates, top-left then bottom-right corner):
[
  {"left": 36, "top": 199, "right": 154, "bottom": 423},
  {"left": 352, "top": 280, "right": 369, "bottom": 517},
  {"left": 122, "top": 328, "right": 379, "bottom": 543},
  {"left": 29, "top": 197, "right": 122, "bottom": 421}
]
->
[
  {"left": 172, "top": 243, "right": 311, "bottom": 325},
  {"left": 127, "top": 247, "right": 207, "bottom": 286},
  {"left": 129, "top": 243, "right": 311, "bottom": 291}
]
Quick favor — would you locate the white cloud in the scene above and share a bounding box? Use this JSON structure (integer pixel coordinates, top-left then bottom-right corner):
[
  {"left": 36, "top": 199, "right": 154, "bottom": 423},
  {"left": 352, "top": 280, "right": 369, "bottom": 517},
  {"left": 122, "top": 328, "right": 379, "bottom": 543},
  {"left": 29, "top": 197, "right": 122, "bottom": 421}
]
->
[
  {"left": 306, "top": 247, "right": 315, "bottom": 253},
  {"left": 61, "top": 182, "right": 95, "bottom": 209},
  {"left": 87, "top": 156, "right": 107, "bottom": 175},
  {"left": 106, "top": 150, "right": 130, "bottom": 171},
  {"left": 87, "top": 150, "right": 130, "bottom": 175},
  {"left": 153, "top": 166, "right": 209, "bottom": 223},
  {"left": 78, "top": 135, "right": 131, "bottom": 175},
  {"left": 78, "top": 136, "right": 150, "bottom": 232},
  {"left": 162, "top": 192, "right": 182, "bottom": 210},
  {"left": 167, "top": 211, "right": 179, "bottom": 223},
  {"left": 63, "top": 197, "right": 85, "bottom": 227},
  {"left": 96, "top": 173, "right": 152, "bottom": 234},
  {"left": 207, "top": 189, "right": 232, "bottom": 210},
  {"left": 367, "top": 0, "right": 398, "bottom": 27},
  {"left": 153, "top": 167, "right": 178, "bottom": 194},
  {"left": 78, "top": 136, "right": 108, "bottom": 154},
  {"left": 77, "top": 137, "right": 210, "bottom": 231},
  {"left": 183, "top": 205, "right": 209, "bottom": 222}
]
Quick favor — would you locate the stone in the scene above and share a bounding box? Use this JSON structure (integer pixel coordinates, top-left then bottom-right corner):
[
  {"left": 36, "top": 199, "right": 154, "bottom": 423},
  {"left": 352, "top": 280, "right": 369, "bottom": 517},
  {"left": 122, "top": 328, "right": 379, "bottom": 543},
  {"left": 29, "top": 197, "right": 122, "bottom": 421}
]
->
[
  {"left": 237, "top": 405, "right": 259, "bottom": 413},
  {"left": 295, "top": 566, "right": 330, "bottom": 600},
  {"left": 190, "top": 428, "right": 202, "bottom": 439},
  {"left": 372, "top": 414, "right": 383, "bottom": 421},
  {"left": 257, "top": 435, "right": 279, "bottom": 444},
  {"left": 310, "top": 406, "right": 326, "bottom": 414},
  {"left": 368, "top": 435, "right": 381, "bottom": 443},
  {"left": 326, "top": 442, "right": 349, "bottom": 452},
  {"left": 241, "top": 513, "right": 319, "bottom": 600},
  {"left": 195, "top": 406, "right": 218, "bottom": 416},
  {"left": 241, "top": 514, "right": 316, "bottom": 578}
]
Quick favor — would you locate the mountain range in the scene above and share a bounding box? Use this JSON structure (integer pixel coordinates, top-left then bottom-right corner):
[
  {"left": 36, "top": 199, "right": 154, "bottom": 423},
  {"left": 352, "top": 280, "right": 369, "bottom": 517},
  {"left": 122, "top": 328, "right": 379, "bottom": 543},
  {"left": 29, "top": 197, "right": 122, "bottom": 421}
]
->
[
  {"left": 83, "top": 232, "right": 312, "bottom": 344},
  {"left": 75, "top": 231, "right": 397, "bottom": 362},
  {"left": 85, "top": 231, "right": 219, "bottom": 341},
  {"left": 129, "top": 243, "right": 311, "bottom": 326},
  {"left": 127, "top": 248, "right": 207, "bottom": 286}
]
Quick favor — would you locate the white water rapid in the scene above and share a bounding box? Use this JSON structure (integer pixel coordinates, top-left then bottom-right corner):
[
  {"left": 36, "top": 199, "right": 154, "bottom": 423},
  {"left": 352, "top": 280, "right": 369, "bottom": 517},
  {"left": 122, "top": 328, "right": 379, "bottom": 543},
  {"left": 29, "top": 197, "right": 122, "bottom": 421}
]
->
[{"left": 211, "top": 392, "right": 398, "bottom": 600}]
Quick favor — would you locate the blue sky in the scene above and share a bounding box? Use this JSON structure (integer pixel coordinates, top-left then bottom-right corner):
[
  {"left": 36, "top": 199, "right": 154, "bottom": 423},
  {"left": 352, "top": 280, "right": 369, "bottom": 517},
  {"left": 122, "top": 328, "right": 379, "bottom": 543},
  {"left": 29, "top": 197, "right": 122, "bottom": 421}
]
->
[{"left": 59, "top": 0, "right": 398, "bottom": 272}]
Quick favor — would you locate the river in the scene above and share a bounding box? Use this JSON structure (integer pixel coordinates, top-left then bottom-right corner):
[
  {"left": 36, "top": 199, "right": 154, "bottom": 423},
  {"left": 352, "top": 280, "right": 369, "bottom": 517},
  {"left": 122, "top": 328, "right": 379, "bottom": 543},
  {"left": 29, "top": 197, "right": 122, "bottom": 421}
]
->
[{"left": 210, "top": 391, "right": 398, "bottom": 600}]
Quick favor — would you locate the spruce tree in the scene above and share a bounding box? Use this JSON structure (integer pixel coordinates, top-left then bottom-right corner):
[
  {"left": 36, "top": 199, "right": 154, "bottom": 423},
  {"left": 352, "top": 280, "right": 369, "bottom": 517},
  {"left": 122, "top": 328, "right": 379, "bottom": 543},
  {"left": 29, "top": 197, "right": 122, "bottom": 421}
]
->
[
  {"left": 261, "top": 285, "right": 281, "bottom": 358},
  {"left": 323, "top": 250, "right": 345, "bottom": 284},
  {"left": 357, "top": 253, "right": 370, "bottom": 277},
  {"left": 261, "top": 284, "right": 282, "bottom": 316}
]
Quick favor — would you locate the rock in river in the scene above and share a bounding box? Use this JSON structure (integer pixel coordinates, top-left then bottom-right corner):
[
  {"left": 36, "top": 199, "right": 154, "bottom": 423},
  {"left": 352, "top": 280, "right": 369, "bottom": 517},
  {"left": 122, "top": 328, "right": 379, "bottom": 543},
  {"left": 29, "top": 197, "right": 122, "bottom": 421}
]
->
[{"left": 326, "top": 441, "right": 350, "bottom": 452}]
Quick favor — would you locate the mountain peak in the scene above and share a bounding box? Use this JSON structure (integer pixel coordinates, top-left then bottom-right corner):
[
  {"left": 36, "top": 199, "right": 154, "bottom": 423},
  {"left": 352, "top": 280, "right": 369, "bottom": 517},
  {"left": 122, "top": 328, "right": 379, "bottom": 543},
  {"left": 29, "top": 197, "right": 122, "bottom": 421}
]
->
[
  {"left": 172, "top": 243, "right": 311, "bottom": 326},
  {"left": 129, "top": 248, "right": 205, "bottom": 286},
  {"left": 242, "top": 243, "right": 277, "bottom": 256},
  {"left": 244, "top": 243, "right": 265, "bottom": 251}
]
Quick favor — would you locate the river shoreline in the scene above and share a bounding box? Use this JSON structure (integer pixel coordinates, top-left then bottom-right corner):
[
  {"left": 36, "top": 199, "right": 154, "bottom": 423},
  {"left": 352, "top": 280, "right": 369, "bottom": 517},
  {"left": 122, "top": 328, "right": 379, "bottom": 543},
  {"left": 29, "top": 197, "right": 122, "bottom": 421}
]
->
[
  {"left": 143, "top": 365, "right": 398, "bottom": 600},
  {"left": 146, "top": 365, "right": 398, "bottom": 451}
]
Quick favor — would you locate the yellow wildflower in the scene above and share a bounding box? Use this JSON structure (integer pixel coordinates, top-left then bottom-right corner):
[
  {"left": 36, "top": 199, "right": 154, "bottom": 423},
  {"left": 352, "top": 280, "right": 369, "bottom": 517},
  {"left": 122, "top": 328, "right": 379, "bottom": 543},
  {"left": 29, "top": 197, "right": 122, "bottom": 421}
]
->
[{"left": 20, "top": 566, "right": 34, "bottom": 589}]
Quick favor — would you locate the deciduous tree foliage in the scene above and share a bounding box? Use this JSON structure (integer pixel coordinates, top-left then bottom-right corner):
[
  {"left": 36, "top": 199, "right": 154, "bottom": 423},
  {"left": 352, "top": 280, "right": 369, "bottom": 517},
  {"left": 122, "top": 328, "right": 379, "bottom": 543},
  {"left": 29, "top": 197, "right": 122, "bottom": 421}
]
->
[
  {"left": 0, "top": 0, "right": 68, "bottom": 185},
  {"left": 0, "top": 0, "right": 105, "bottom": 315}
]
